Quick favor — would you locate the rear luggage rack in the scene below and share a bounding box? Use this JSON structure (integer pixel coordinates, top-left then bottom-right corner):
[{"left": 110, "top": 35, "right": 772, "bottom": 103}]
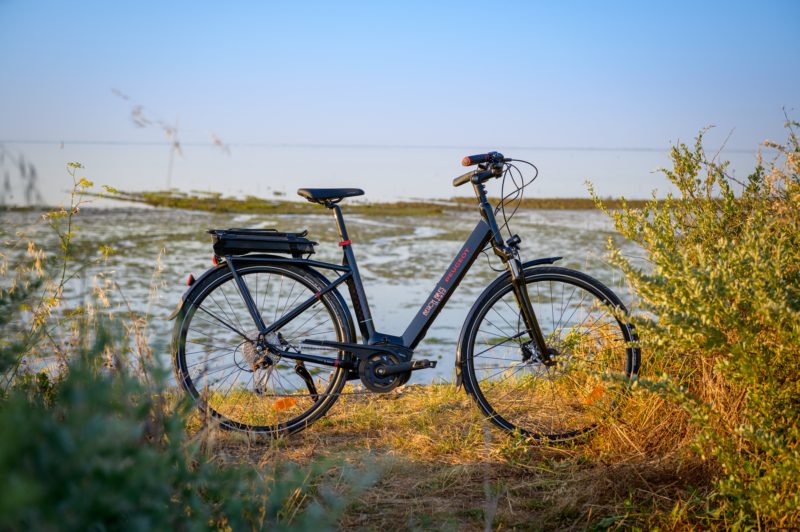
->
[{"left": 208, "top": 228, "right": 317, "bottom": 258}]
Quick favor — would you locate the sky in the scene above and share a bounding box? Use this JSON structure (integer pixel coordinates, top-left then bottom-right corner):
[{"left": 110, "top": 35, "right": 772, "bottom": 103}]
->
[{"left": 1, "top": 0, "right": 798, "bottom": 203}]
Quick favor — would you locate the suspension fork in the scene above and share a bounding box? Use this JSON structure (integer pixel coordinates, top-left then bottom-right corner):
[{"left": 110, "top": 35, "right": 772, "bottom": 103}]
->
[{"left": 506, "top": 256, "right": 549, "bottom": 355}]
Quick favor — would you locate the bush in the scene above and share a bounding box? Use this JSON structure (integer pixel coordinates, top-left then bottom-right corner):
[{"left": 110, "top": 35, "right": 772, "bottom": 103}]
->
[
  {"left": 594, "top": 121, "right": 800, "bottom": 527},
  {"left": 0, "top": 328, "right": 374, "bottom": 531},
  {"left": 0, "top": 165, "right": 370, "bottom": 530}
]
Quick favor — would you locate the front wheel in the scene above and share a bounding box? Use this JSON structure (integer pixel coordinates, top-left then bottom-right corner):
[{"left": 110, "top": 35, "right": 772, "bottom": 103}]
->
[{"left": 460, "top": 266, "right": 640, "bottom": 441}]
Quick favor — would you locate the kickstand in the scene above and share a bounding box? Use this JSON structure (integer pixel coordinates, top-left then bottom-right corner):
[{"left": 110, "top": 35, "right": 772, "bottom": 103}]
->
[{"left": 294, "top": 362, "right": 319, "bottom": 400}]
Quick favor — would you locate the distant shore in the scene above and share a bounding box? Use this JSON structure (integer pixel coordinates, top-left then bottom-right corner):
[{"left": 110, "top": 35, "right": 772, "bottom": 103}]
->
[{"left": 21, "top": 189, "right": 654, "bottom": 216}]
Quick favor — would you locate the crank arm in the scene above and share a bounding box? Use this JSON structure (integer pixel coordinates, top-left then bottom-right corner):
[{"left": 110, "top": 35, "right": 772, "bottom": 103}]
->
[{"left": 377, "top": 359, "right": 437, "bottom": 377}]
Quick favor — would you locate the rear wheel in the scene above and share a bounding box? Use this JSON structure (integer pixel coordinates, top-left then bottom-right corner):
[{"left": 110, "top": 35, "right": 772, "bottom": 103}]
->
[
  {"left": 461, "top": 266, "right": 639, "bottom": 441},
  {"left": 173, "top": 262, "right": 353, "bottom": 435}
]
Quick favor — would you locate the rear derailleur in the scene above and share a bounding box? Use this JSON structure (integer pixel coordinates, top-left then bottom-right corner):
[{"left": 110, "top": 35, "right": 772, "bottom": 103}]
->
[{"left": 246, "top": 332, "right": 320, "bottom": 398}]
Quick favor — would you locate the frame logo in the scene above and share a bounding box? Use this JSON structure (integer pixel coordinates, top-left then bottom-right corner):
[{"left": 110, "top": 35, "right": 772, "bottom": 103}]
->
[
  {"left": 422, "top": 286, "right": 447, "bottom": 316},
  {"left": 445, "top": 247, "right": 470, "bottom": 284}
]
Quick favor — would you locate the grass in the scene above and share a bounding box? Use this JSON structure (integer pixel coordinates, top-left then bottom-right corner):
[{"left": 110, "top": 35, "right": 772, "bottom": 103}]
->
[
  {"left": 91, "top": 189, "right": 653, "bottom": 216},
  {"left": 201, "top": 383, "right": 710, "bottom": 530}
]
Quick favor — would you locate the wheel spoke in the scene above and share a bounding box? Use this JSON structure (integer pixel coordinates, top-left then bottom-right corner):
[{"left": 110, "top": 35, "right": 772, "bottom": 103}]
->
[
  {"left": 473, "top": 331, "right": 526, "bottom": 358},
  {"left": 467, "top": 271, "right": 634, "bottom": 441},
  {"left": 176, "top": 266, "right": 348, "bottom": 434},
  {"left": 196, "top": 306, "right": 248, "bottom": 338}
]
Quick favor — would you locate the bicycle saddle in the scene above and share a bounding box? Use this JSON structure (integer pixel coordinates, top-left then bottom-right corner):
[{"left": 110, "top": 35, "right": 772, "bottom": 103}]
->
[{"left": 297, "top": 188, "right": 365, "bottom": 204}]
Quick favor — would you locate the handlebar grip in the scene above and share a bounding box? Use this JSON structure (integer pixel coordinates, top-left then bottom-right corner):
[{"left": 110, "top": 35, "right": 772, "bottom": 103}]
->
[
  {"left": 453, "top": 170, "right": 476, "bottom": 187},
  {"left": 461, "top": 151, "right": 504, "bottom": 167}
]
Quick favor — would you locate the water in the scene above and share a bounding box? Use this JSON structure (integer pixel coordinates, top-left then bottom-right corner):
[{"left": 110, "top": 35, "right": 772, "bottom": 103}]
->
[{"left": 1, "top": 206, "right": 641, "bottom": 383}]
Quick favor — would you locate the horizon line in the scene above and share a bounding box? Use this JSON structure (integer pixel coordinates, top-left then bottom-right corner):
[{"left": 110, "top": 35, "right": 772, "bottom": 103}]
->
[{"left": 0, "top": 139, "right": 762, "bottom": 154}]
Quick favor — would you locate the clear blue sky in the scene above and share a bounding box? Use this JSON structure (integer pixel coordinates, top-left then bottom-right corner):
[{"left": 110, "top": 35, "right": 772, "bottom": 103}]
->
[{"left": 1, "top": 0, "right": 798, "bottom": 202}]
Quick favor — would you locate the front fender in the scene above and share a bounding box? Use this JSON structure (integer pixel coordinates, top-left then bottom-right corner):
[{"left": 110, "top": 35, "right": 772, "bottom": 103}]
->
[{"left": 453, "top": 256, "right": 562, "bottom": 387}]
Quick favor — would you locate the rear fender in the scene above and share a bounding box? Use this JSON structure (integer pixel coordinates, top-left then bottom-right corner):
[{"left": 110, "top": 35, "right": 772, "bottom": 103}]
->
[
  {"left": 166, "top": 254, "right": 357, "bottom": 346},
  {"left": 167, "top": 254, "right": 320, "bottom": 320},
  {"left": 454, "top": 256, "right": 562, "bottom": 388},
  {"left": 166, "top": 262, "right": 227, "bottom": 320}
]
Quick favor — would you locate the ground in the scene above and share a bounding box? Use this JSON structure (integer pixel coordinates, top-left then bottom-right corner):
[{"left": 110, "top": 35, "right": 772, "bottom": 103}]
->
[{"left": 203, "top": 384, "right": 707, "bottom": 531}]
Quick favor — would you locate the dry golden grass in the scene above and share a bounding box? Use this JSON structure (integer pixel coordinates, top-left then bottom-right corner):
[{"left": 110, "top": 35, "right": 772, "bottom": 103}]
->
[{"left": 195, "top": 383, "right": 713, "bottom": 531}]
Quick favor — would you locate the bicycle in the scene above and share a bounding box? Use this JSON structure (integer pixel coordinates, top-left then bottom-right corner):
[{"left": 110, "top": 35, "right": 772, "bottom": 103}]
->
[{"left": 170, "top": 152, "right": 640, "bottom": 441}]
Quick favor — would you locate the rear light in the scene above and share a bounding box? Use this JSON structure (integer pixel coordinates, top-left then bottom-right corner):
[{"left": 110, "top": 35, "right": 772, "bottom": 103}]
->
[
  {"left": 212, "top": 255, "right": 218, "bottom": 266},
  {"left": 187, "top": 274, "right": 195, "bottom": 286}
]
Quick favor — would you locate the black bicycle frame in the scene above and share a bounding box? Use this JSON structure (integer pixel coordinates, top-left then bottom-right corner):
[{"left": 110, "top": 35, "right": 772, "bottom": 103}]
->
[{"left": 223, "top": 182, "right": 548, "bottom": 368}]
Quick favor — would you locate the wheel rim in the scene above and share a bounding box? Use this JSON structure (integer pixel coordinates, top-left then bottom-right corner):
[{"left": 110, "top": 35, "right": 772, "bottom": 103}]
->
[
  {"left": 177, "top": 266, "right": 346, "bottom": 432},
  {"left": 467, "top": 273, "right": 633, "bottom": 440}
]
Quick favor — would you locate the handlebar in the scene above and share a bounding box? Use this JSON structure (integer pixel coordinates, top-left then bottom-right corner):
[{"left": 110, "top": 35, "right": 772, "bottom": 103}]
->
[
  {"left": 453, "top": 170, "right": 476, "bottom": 187},
  {"left": 453, "top": 151, "right": 506, "bottom": 187},
  {"left": 461, "top": 151, "right": 505, "bottom": 167},
  {"left": 452, "top": 169, "right": 495, "bottom": 187}
]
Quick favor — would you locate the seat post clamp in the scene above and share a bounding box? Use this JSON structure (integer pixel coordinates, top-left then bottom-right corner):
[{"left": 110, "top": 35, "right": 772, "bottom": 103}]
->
[{"left": 339, "top": 240, "right": 352, "bottom": 247}]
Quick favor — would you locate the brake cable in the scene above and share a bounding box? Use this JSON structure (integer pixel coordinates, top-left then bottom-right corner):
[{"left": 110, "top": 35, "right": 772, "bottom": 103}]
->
[{"left": 480, "top": 158, "right": 539, "bottom": 271}]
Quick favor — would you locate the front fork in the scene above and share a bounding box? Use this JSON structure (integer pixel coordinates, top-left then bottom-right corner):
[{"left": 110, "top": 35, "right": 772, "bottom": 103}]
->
[
  {"left": 506, "top": 256, "right": 549, "bottom": 356},
  {"left": 475, "top": 178, "right": 550, "bottom": 357}
]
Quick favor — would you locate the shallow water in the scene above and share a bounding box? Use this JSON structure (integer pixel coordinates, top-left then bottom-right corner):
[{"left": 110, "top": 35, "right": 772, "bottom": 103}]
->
[{"left": 2, "top": 206, "right": 642, "bottom": 383}]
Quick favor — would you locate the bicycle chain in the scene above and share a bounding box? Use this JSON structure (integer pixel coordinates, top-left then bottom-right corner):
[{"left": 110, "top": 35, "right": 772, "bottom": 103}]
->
[
  {"left": 254, "top": 342, "right": 391, "bottom": 398},
  {"left": 243, "top": 386, "right": 405, "bottom": 399}
]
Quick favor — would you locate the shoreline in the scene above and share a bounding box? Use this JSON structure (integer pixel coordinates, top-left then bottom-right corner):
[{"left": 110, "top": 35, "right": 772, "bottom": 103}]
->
[{"left": 0, "top": 190, "right": 653, "bottom": 216}]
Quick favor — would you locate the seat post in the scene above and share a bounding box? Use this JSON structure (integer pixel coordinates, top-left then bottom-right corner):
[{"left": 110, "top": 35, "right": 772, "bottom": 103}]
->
[
  {"left": 328, "top": 203, "right": 376, "bottom": 340},
  {"left": 329, "top": 203, "right": 349, "bottom": 242}
]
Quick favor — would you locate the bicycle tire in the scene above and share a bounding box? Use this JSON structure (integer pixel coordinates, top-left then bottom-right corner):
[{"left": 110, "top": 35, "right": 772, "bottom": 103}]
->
[
  {"left": 460, "top": 266, "right": 639, "bottom": 441},
  {"left": 172, "top": 261, "right": 354, "bottom": 435}
]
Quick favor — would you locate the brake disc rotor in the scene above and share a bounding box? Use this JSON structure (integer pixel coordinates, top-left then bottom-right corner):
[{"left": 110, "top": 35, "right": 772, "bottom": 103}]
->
[
  {"left": 359, "top": 353, "right": 403, "bottom": 393},
  {"left": 522, "top": 341, "right": 571, "bottom": 379}
]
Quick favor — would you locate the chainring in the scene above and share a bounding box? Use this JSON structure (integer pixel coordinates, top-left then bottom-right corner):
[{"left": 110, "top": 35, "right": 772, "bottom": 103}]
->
[{"left": 359, "top": 353, "right": 404, "bottom": 393}]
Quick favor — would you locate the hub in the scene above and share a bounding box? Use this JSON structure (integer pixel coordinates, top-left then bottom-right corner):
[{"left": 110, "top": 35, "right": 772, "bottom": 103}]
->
[
  {"left": 538, "top": 346, "right": 559, "bottom": 367},
  {"left": 520, "top": 340, "right": 557, "bottom": 367}
]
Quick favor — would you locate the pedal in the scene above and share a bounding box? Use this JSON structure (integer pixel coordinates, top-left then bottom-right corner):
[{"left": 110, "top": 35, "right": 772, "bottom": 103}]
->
[
  {"left": 411, "top": 359, "right": 437, "bottom": 370},
  {"left": 378, "top": 359, "right": 437, "bottom": 377}
]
